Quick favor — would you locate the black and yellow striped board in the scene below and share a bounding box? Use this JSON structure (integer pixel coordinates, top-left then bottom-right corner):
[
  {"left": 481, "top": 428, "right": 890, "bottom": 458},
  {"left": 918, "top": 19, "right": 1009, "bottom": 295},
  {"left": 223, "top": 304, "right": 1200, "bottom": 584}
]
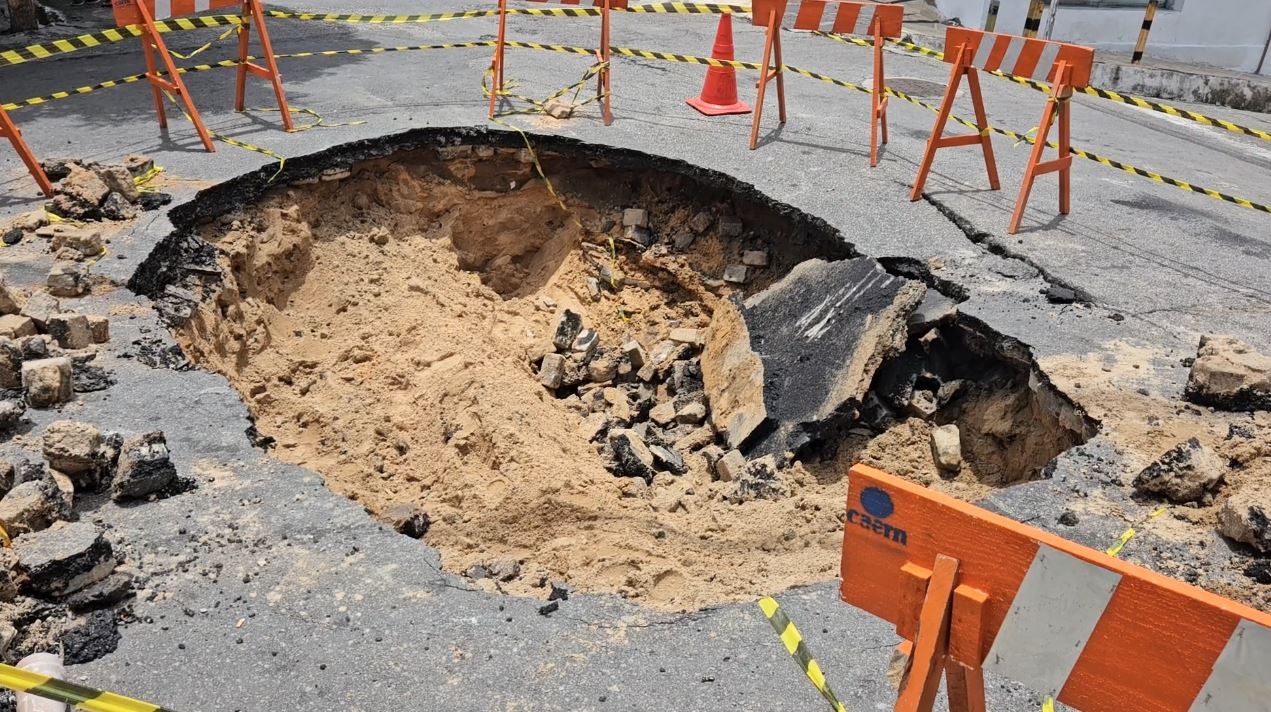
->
[
  {"left": 0, "top": 663, "right": 175, "bottom": 712},
  {"left": 757, "top": 597, "right": 848, "bottom": 712}
]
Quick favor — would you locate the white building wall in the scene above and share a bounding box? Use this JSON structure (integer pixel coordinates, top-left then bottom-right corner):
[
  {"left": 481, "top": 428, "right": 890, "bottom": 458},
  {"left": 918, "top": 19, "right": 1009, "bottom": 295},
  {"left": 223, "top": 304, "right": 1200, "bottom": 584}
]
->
[{"left": 932, "top": 0, "right": 1271, "bottom": 76}]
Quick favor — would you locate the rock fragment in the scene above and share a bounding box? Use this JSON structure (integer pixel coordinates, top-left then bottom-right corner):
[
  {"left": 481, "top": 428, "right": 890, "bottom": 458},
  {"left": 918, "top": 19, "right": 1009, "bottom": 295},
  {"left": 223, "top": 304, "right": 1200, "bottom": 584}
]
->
[
  {"left": 42, "top": 420, "right": 103, "bottom": 481},
  {"left": 649, "top": 444, "right": 686, "bottom": 474},
  {"left": 14, "top": 521, "right": 116, "bottom": 597},
  {"left": 0, "top": 401, "right": 23, "bottom": 432},
  {"left": 112, "top": 431, "right": 177, "bottom": 501},
  {"left": 741, "top": 250, "right": 770, "bottom": 267},
  {"left": 1184, "top": 335, "right": 1271, "bottom": 412},
  {"left": 382, "top": 502, "right": 431, "bottom": 538},
  {"left": 50, "top": 164, "right": 109, "bottom": 219},
  {"left": 551, "top": 309, "right": 583, "bottom": 352},
  {"left": 722, "top": 265, "right": 748, "bottom": 284},
  {"left": 1132, "top": 438, "right": 1225, "bottom": 503},
  {"left": 1217, "top": 484, "right": 1269, "bottom": 553},
  {"left": 20, "top": 293, "right": 60, "bottom": 330},
  {"left": 714, "top": 449, "right": 746, "bottom": 482},
  {"left": 45, "top": 314, "right": 93, "bottom": 350},
  {"left": 539, "top": 353, "right": 566, "bottom": 389},
  {"left": 0, "top": 478, "right": 70, "bottom": 535},
  {"left": 22, "top": 357, "right": 73, "bottom": 408},
  {"left": 47, "top": 263, "right": 89, "bottom": 298},
  {"left": 688, "top": 211, "right": 713, "bottom": 234},
  {"left": 0, "top": 275, "right": 21, "bottom": 315},
  {"left": 718, "top": 215, "right": 743, "bottom": 237},
  {"left": 930, "top": 423, "right": 962, "bottom": 471},
  {"left": 728, "top": 455, "right": 783, "bottom": 502},
  {"left": 621, "top": 208, "right": 649, "bottom": 228},
  {"left": 669, "top": 328, "right": 704, "bottom": 347},
  {"left": 86, "top": 316, "right": 110, "bottom": 344},
  {"left": 609, "top": 428, "right": 656, "bottom": 481}
]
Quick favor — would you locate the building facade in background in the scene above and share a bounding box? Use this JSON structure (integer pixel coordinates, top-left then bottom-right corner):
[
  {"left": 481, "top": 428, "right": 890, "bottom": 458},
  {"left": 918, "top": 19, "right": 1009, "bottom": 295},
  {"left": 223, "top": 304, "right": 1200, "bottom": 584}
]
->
[{"left": 934, "top": 0, "right": 1271, "bottom": 75}]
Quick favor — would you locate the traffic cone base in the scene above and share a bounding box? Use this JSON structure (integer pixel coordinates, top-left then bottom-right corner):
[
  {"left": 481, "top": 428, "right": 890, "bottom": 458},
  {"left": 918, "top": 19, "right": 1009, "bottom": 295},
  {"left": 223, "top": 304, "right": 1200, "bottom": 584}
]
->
[{"left": 686, "top": 14, "right": 752, "bottom": 117}]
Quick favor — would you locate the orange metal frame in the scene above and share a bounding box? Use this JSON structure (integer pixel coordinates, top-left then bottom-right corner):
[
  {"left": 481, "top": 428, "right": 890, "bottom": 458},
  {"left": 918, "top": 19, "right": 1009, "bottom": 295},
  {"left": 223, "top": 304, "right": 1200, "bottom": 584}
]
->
[
  {"left": 488, "top": 0, "right": 614, "bottom": 125},
  {"left": 909, "top": 43, "right": 1000, "bottom": 202},
  {"left": 0, "top": 106, "right": 53, "bottom": 197}
]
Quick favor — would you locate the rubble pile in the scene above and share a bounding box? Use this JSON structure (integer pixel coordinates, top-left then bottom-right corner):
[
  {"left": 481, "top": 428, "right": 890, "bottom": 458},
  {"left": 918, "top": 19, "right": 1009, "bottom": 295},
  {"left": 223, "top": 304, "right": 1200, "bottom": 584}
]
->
[
  {"left": 0, "top": 276, "right": 113, "bottom": 416},
  {"left": 0, "top": 422, "right": 186, "bottom": 663}
]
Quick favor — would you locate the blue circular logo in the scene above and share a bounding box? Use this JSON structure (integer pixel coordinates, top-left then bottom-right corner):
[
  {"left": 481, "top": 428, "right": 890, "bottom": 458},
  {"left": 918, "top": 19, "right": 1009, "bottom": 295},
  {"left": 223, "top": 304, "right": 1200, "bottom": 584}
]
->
[{"left": 860, "top": 487, "right": 894, "bottom": 519}]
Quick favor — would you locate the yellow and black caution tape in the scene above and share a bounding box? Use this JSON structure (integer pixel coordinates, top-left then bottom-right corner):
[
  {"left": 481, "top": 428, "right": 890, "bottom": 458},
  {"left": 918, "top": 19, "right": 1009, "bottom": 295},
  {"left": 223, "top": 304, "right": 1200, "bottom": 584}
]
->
[
  {"left": 758, "top": 596, "right": 848, "bottom": 712},
  {"left": 168, "top": 23, "right": 241, "bottom": 60},
  {"left": 0, "top": 663, "right": 175, "bottom": 712},
  {"left": 815, "top": 30, "right": 1271, "bottom": 144},
  {"left": 0, "top": 14, "right": 243, "bottom": 67}
]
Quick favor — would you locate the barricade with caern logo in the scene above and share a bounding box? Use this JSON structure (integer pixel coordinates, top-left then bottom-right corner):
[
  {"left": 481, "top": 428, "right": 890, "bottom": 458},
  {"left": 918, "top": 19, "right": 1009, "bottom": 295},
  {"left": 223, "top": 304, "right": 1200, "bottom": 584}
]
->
[{"left": 841, "top": 463, "right": 1271, "bottom": 712}]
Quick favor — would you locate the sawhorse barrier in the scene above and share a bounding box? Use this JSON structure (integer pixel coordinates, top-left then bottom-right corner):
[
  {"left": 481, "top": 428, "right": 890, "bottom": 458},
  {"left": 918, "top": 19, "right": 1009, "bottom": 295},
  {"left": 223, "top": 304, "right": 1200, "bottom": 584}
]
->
[
  {"left": 750, "top": 0, "right": 903, "bottom": 162},
  {"left": 0, "top": 106, "right": 52, "bottom": 197},
  {"left": 842, "top": 464, "right": 1271, "bottom": 711},
  {"left": 489, "top": 0, "right": 621, "bottom": 125},
  {"left": 109, "top": 0, "right": 293, "bottom": 151},
  {"left": 910, "top": 26, "right": 1094, "bottom": 234}
]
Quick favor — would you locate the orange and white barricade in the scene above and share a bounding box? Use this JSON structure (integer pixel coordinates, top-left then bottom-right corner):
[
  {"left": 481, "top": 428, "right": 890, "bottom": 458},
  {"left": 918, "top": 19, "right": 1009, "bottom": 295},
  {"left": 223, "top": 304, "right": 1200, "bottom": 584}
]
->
[
  {"left": 0, "top": 107, "right": 53, "bottom": 197},
  {"left": 909, "top": 27, "right": 1093, "bottom": 234},
  {"left": 110, "top": 0, "right": 294, "bottom": 152},
  {"left": 749, "top": 0, "right": 903, "bottom": 161},
  {"left": 489, "top": 0, "right": 622, "bottom": 125},
  {"left": 841, "top": 463, "right": 1271, "bottom": 712}
]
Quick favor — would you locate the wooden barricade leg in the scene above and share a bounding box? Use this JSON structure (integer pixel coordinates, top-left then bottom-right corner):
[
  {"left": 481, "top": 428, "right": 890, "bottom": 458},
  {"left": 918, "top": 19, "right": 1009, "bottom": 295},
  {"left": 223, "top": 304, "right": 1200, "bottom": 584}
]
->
[
  {"left": 909, "top": 52, "right": 966, "bottom": 201},
  {"left": 235, "top": 0, "right": 294, "bottom": 131},
  {"left": 895, "top": 555, "right": 958, "bottom": 712},
  {"left": 599, "top": 1, "right": 613, "bottom": 126},
  {"left": 748, "top": 10, "right": 785, "bottom": 150},
  {"left": 964, "top": 67, "right": 1000, "bottom": 190},
  {"left": 1008, "top": 63, "right": 1073, "bottom": 234},
  {"left": 0, "top": 107, "right": 53, "bottom": 197},
  {"left": 910, "top": 49, "right": 999, "bottom": 200},
  {"left": 870, "top": 24, "right": 889, "bottom": 167},
  {"left": 946, "top": 586, "right": 988, "bottom": 712},
  {"left": 137, "top": 1, "right": 215, "bottom": 152},
  {"left": 488, "top": 0, "right": 509, "bottom": 118}
]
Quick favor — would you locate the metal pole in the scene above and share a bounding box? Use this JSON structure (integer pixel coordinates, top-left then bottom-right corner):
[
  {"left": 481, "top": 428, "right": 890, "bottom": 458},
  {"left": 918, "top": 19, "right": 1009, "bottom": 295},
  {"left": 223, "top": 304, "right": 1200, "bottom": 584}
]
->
[
  {"left": 1023, "top": 0, "right": 1046, "bottom": 38},
  {"left": 1043, "top": 0, "right": 1060, "bottom": 39},
  {"left": 985, "top": 0, "right": 1000, "bottom": 32},
  {"left": 1131, "top": 0, "right": 1159, "bottom": 64}
]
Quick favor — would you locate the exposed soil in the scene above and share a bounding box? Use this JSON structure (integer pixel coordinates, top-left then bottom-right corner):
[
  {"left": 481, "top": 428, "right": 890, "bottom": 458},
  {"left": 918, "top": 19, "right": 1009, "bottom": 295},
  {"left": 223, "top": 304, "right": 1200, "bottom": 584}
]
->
[{"left": 170, "top": 142, "right": 1088, "bottom": 611}]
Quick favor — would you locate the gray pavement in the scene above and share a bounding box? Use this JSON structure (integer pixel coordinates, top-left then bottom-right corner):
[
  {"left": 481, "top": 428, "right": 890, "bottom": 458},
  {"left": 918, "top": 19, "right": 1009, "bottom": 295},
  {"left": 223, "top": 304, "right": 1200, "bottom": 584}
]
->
[{"left": 0, "top": 3, "right": 1268, "bottom": 710}]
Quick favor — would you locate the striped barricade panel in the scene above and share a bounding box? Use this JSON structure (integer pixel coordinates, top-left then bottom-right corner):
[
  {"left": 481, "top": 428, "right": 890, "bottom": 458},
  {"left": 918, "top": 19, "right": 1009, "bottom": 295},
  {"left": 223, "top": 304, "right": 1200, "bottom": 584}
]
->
[
  {"left": 944, "top": 26, "right": 1093, "bottom": 89},
  {"left": 791, "top": 0, "right": 903, "bottom": 39},
  {"left": 840, "top": 464, "right": 1271, "bottom": 712}
]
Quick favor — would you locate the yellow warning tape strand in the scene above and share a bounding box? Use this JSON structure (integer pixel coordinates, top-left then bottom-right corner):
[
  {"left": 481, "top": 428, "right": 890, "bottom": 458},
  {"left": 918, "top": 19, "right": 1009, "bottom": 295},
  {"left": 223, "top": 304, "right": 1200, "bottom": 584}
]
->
[
  {"left": 758, "top": 597, "right": 848, "bottom": 712},
  {"left": 0, "top": 663, "right": 175, "bottom": 712},
  {"left": 815, "top": 31, "right": 1271, "bottom": 144},
  {"left": 168, "top": 22, "right": 241, "bottom": 60},
  {"left": 0, "top": 14, "right": 243, "bottom": 67}
]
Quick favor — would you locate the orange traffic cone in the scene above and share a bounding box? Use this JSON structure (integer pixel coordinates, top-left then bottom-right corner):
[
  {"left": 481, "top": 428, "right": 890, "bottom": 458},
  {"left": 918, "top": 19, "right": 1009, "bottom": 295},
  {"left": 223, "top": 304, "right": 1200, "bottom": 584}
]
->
[{"left": 687, "top": 14, "right": 752, "bottom": 116}]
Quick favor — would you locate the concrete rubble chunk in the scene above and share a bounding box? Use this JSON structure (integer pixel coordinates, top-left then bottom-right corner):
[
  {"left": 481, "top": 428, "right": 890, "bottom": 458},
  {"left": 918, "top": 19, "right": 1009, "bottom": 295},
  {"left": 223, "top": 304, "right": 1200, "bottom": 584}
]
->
[
  {"left": 930, "top": 423, "right": 962, "bottom": 471},
  {"left": 572, "top": 328, "right": 599, "bottom": 360},
  {"left": 86, "top": 316, "right": 110, "bottom": 344},
  {"left": 539, "top": 353, "right": 566, "bottom": 389},
  {"left": 907, "top": 291, "right": 959, "bottom": 335},
  {"left": 543, "top": 97, "right": 575, "bottom": 119},
  {"left": 20, "top": 293, "right": 60, "bottom": 330},
  {"left": 1217, "top": 483, "right": 1270, "bottom": 553},
  {"left": 0, "top": 401, "right": 23, "bottom": 433},
  {"left": 382, "top": 502, "right": 431, "bottom": 538},
  {"left": 609, "top": 428, "right": 656, "bottom": 481},
  {"left": 742, "top": 250, "right": 770, "bottom": 268},
  {"left": 0, "top": 314, "right": 35, "bottom": 339},
  {"left": 93, "top": 165, "right": 140, "bottom": 203},
  {"left": 1184, "top": 335, "right": 1271, "bottom": 412},
  {"left": 14, "top": 521, "right": 116, "bottom": 597},
  {"left": 718, "top": 215, "right": 743, "bottom": 237},
  {"left": 50, "top": 164, "right": 109, "bottom": 219},
  {"left": 22, "top": 357, "right": 73, "bottom": 408},
  {"left": 722, "top": 265, "right": 748, "bottom": 284},
  {"left": 673, "top": 426, "right": 713, "bottom": 452},
  {"left": 728, "top": 455, "right": 784, "bottom": 503},
  {"left": 649, "top": 402, "right": 677, "bottom": 426},
  {"left": 707, "top": 258, "right": 924, "bottom": 458},
  {"left": 603, "top": 387, "right": 633, "bottom": 423},
  {"left": 47, "top": 263, "right": 89, "bottom": 298},
  {"left": 0, "top": 275, "right": 21, "bottom": 315},
  {"left": 46, "top": 314, "right": 93, "bottom": 350},
  {"left": 42, "top": 420, "right": 103, "bottom": 479},
  {"left": 621, "top": 208, "right": 649, "bottom": 229},
  {"left": 0, "top": 478, "right": 71, "bottom": 536},
  {"left": 123, "top": 154, "right": 154, "bottom": 177},
  {"left": 0, "top": 549, "right": 19, "bottom": 603},
  {"left": 64, "top": 570, "right": 134, "bottom": 611},
  {"left": 551, "top": 309, "right": 583, "bottom": 352},
  {"left": 112, "top": 431, "right": 177, "bottom": 501},
  {"left": 624, "top": 225, "right": 653, "bottom": 247},
  {"left": 622, "top": 338, "right": 648, "bottom": 370},
  {"left": 0, "top": 338, "right": 21, "bottom": 389},
  {"left": 51, "top": 230, "right": 105, "bottom": 259},
  {"left": 688, "top": 211, "right": 713, "bottom": 234},
  {"left": 669, "top": 328, "right": 704, "bottom": 347},
  {"left": 714, "top": 449, "right": 746, "bottom": 482},
  {"left": 676, "top": 402, "right": 707, "bottom": 425},
  {"left": 1132, "top": 437, "right": 1225, "bottom": 503},
  {"left": 649, "top": 444, "right": 687, "bottom": 474},
  {"left": 907, "top": 390, "right": 938, "bottom": 419},
  {"left": 587, "top": 356, "right": 616, "bottom": 383}
]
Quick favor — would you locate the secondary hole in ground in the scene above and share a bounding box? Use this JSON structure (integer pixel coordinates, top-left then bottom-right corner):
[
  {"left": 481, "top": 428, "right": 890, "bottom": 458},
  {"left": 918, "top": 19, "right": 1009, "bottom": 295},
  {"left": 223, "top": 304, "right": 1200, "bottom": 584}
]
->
[{"left": 153, "top": 133, "right": 1092, "bottom": 611}]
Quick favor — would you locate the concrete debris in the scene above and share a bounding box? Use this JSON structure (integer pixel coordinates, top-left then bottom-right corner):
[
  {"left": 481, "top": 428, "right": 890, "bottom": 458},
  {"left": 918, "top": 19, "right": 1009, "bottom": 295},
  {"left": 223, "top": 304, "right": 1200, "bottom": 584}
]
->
[
  {"left": 1184, "top": 335, "right": 1271, "bottom": 412},
  {"left": 45, "top": 314, "right": 92, "bottom": 350},
  {"left": 47, "top": 263, "right": 89, "bottom": 298},
  {"left": 571, "top": 329, "right": 599, "bottom": 360},
  {"left": 539, "top": 353, "right": 566, "bottom": 389},
  {"left": 728, "top": 455, "right": 783, "bottom": 503},
  {"left": 621, "top": 208, "right": 648, "bottom": 229},
  {"left": 0, "top": 338, "right": 21, "bottom": 389},
  {"left": 649, "top": 444, "right": 686, "bottom": 474},
  {"left": 112, "top": 431, "right": 177, "bottom": 501},
  {"left": 930, "top": 423, "right": 962, "bottom": 471},
  {"left": 673, "top": 425, "right": 713, "bottom": 452},
  {"left": 907, "top": 291, "right": 959, "bottom": 335},
  {"left": 86, "top": 316, "right": 110, "bottom": 344},
  {"left": 22, "top": 357, "right": 73, "bottom": 408},
  {"left": 707, "top": 258, "right": 923, "bottom": 458},
  {"left": 688, "top": 211, "right": 713, "bottom": 234},
  {"left": 123, "top": 154, "right": 154, "bottom": 177},
  {"left": 0, "top": 315, "right": 36, "bottom": 339},
  {"left": 14, "top": 521, "right": 116, "bottom": 597},
  {"left": 586, "top": 277, "right": 602, "bottom": 301},
  {"left": 713, "top": 449, "right": 746, "bottom": 482},
  {"left": 609, "top": 428, "right": 656, "bottom": 481},
  {"left": 669, "top": 328, "right": 704, "bottom": 347},
  {"left": 49, "top": 164, "right": 110, "bottom": 220},
  {"left": 543, "top": 98, "right": 575, "bottom": 119},
  {"left": 20, "top": 293, "right": 60, "bottom": 331},
  {"left": 0, "top": 401, "right": 23, "bottom": 433},
  {"left": 907, "top": 389, "right": 938, "bottom": 419},
  {"left": 551, "top": 309, "right": 583, "bottom": 352},
  {"left": 52, "top": 471, "right": 74, "bottom": 503},
  {"left": 1217, "top": 484, "right": 1270, "bottom": 554},
  {"left": 672, "top": 231, "right": 696, "bottom": 250},
  {"left": 587, "top": 356, "right": 616, "bottom": 383},
  {"left": 0, "top": 478, "right": 70, "bottom": 535},
  {"left": 676, "top": 402, "right": 706, "bottom": 425},
  {"left": 488, "top": 557, "right": 521, "bottom": 582},
  {"left": 51, "top": 229, "right": 105, "bottom": 260},
  {"left": 95, "top": 165, "right": 140, "bottom": 203},
  {"left": 0, "top": 550, "right": 19, "bottom": 603},
  {"left": 622, "top": 338, "right": 648, "bottom": 370},
  {"left": 718, "top": 215, "right": 743, "bottom": 237},
  {"left": 722, "top": 265, "right": 748, "bottom": 284},
  {"left": 42, "top": 421, "right": 103, "bottom": 480},
  {"left": 63, "top": 570, "right": 134, "bottom": 612},
  {"left": 741, "top": 250, "right": 770, "bottom": 267},
  {"left": 382, "top": 502, "right": 431, "bottom": 538},
  {"left": 624, "top": 225, "right": 654, "bottom": 247},
  {"left": 649, "top": 401, "right": 676, "bottom": 426},
  {"left": 0, "top": 275, "right": 20, "bottom": 315},
  {"left": 1132, "top": 437, "right": 1225, "bottom": 504}
]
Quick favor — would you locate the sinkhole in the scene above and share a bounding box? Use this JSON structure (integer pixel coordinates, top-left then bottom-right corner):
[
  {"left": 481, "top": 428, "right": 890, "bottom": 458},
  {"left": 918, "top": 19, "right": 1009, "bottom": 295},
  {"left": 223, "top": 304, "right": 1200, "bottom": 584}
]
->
[{"left": 132, "top": 129, "right": 1093, "bottom": 611}]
